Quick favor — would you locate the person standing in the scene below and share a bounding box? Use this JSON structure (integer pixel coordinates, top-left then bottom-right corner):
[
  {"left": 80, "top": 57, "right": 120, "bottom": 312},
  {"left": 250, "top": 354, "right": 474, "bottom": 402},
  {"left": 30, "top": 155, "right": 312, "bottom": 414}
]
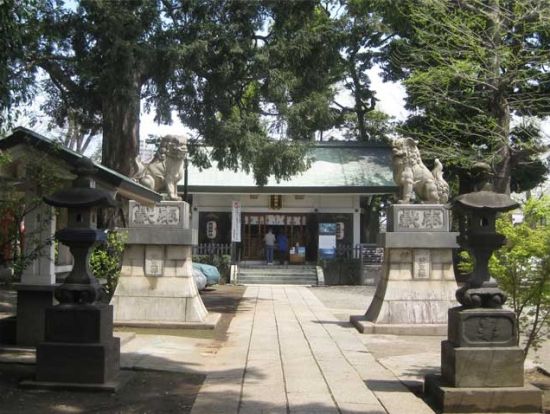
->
[
  {"left": 264, "top": 228, "right": 276, "bottom": 264},
  {"left": 277, "top": 231, "right": 288, "bottom": 265}
]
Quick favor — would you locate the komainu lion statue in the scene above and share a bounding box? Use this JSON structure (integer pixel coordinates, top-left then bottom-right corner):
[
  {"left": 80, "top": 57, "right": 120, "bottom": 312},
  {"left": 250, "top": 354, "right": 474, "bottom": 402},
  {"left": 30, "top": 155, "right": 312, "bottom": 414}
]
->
[
  {"left": 134, "top": 135, "right": 187, "bottom": 201},
  {"left": 391, "top": 137, "right": 449, "bottom": 204}
]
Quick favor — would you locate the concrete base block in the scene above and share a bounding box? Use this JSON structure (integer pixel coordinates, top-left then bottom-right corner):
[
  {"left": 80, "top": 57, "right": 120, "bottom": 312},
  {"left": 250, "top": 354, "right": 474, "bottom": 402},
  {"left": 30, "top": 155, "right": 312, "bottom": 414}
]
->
[
  {"left": 358, "top": 240, "right": 459, "bottom": 336},
  {"left": 114, "top": 311, "right": 221, "bottom": 330},
  {"left": 112, "top": 275, "right": 208, "bottom": 324},
  {"left": 366, "top": 278, "right": 457, "bottom": 324},
  {"left": 36, "top": 338, "right": 120, "bottom": 384},
  {"left": 14, "top": 284, "right": 58, "bottom": 346},
  {"left": 441, "top": 340, "right": 525, "bottom": 387},
  {"left": 35, "top": 304, "right": 120, "bottom": 388},
  {"left": 424, "top": 374, "right": 543, "bottom": 413},
  {"left": 350, "top": 315, "right": 447, "bottom": 336},
  {"left": 20, "top": 370, "right": 132, "bottom": 393}
]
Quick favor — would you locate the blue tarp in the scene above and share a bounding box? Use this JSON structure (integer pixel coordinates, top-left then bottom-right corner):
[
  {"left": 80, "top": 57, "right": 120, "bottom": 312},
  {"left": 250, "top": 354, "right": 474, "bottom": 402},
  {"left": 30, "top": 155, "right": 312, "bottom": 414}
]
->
[{"left": 192, "top": 263, "right": 220, "bottom": 285}]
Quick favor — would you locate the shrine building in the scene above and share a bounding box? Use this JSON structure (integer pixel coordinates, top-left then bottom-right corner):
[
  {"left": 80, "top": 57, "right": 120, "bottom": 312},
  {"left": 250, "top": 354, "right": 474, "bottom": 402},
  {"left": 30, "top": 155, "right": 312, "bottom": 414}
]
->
[{"left": 184, "top": 142, "right": 396, "bottom": 262}]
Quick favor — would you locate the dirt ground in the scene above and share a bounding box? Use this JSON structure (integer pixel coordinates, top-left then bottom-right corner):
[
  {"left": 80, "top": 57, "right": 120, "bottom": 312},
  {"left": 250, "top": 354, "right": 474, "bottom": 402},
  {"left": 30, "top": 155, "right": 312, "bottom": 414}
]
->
[
  {"left": 0, "top": 285, "right": 245, "bottom": 414},
  {"left": 0, "top": 364, "right": 204, "bottom": 414}
]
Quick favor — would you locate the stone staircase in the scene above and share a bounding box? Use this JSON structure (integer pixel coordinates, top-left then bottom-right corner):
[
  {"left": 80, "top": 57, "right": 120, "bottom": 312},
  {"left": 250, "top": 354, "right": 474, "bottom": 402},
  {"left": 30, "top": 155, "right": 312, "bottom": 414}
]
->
[{"left": 237, "top": 265, "right": 318, "bottom": 285}]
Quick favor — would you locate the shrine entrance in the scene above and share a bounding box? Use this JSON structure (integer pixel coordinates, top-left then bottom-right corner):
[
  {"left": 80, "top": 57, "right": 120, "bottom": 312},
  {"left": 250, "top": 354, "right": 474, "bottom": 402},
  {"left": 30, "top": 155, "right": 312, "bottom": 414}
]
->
[{"left": 242, "top": 213, "right": 309, "bottom": 261}]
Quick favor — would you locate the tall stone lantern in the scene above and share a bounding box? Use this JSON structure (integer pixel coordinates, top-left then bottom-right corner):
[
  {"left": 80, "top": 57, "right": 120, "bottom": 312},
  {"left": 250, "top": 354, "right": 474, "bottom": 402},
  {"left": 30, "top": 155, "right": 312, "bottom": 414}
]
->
[
  {"left": 23, "top": 158, "right": 121, "bottom": 391},
  {"left": 453, "top": 190, "right": 518, "bottom": 308},
  {"left": 425, "top": 189, "right": 542, "bottom": 413}
]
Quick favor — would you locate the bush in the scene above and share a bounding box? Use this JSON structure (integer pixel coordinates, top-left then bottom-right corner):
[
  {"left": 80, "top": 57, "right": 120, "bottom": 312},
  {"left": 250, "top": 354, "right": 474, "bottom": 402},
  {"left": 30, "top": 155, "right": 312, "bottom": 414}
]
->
[
  {"left": 90, "top": 231, "right": 126, "bottom": 301},
  {"left": 192, "top": 254, "right": 231, "bottom": 283},
  {"left": 489, "top": 196, "right": 550, "bottom": 357}
]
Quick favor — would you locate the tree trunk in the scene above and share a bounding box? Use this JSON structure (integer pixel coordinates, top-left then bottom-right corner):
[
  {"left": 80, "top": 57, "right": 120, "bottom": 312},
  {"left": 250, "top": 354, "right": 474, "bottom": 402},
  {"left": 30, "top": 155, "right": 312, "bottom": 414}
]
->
[
  {"left": 101, "top": 77, "right": 141, "bottom": 177},
  {"left": 487, "top": 0, "right": 512, "bottom": 194},
  {"left": 493, "top": 140, "right": 512, "bottom": 194},
  {"left": 350, "top": 64, "right": 367, "bottom": 141}
]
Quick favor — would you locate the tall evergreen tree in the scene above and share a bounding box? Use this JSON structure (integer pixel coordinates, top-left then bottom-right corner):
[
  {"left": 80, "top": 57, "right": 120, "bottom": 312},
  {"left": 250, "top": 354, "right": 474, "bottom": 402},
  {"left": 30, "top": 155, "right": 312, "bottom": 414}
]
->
[
  {"left": 381, "top": 0, "right": 550, "bottom": 194},
  {"left": 0, "top": 0, "right": 37, "bottom": 133},
  {"left": 334, "top": 0, "right": 394, "bottom": 142},
  {"left": 4, "top": 0, "right": 344, "bottom": 184}
]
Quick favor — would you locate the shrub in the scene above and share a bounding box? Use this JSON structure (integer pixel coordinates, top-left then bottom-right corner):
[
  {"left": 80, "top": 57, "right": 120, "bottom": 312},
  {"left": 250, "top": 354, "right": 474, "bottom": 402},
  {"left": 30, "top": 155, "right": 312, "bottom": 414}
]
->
[
  {"left": 90, "top": 231, "right": 126, "bottom": 301},
  {"left": 490, "top": 196, "right": 550, "bottom": 357}
]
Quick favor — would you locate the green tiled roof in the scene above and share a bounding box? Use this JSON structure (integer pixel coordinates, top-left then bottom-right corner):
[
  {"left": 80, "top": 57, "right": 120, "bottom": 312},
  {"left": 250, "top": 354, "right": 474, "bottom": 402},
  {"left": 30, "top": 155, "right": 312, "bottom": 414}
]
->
[{"left": 184, "top": 144, "right": 396, "bottom": 194}]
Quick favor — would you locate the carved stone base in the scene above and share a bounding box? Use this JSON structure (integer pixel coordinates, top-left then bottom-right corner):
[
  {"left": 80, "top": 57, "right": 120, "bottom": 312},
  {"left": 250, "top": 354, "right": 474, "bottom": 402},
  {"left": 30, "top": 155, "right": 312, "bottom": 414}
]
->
[
  {"left": 350, "top": 317, "right": 447, "bottom": 336},
  {"left": 352, "top": 205, "right": 460, "bottom": 335},
  {"left": 425, "top": 374, "right": 542, "bottom": 413},
  {"left": 352, "top": 246, "right": 458, "bottom": 334},
  {"left": 111, "top": 243, "right": 209, "bottom": 326},
  {"left": 441, "top": 340, "right": 524, "bottom": 388},
  {"left": 424, "top": 305, "right": 542, "bottom": 413},
  {"left": 447, "top": 307, "right": 517, "bottom": 347},
  {"left": 34, "top": 304, "right": 120, "bottom": 387}
]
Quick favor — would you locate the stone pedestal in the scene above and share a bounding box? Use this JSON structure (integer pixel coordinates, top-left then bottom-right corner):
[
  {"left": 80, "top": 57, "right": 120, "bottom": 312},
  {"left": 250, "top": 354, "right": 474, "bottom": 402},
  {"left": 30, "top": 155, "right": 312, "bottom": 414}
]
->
[
  {"left": 111, "top": 201, "right": 216, "bottom": 328},
  {"left": 14, "top": 283, "right": 58, "bottom": 346},
  {"left": 31, "top": 305, "right": 120, "bottom": 388},
  {"left": 351, "top": 204, "right": 458, "bottom": 335},
  {"left": 16, "top": 202, "right": 57, "bottom": 346},
  {"left": 425, "top": 307, "right": 543, "bottom": 413},
  {"left": 22, "top": 304, "right": 120, "bottom": 391}
]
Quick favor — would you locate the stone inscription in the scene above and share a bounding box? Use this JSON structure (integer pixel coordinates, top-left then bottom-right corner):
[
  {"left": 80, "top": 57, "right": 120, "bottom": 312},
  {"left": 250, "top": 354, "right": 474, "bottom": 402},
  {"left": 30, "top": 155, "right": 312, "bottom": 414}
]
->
[
  {"left": 130, "top": 204, "right": 180, "bottom": 226},
  {"left": 413, "top": 249, "right": 431, "bottom": 279},
  {"left": 145, "top": 258, "right": 164, "bottom": 277},
  {"left": 464, "top": 315, "right": 514, "bottom": 344},
  {"left": 397, "top": 208, "right": 445, "bottom": 231}
]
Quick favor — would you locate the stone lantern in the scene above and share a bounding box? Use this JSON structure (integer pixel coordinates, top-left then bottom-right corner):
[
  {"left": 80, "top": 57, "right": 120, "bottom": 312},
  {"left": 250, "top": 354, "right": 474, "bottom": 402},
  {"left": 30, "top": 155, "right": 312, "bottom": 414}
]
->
[
  {"left": 45, "top": 158, "right": 117, "bottom": 305},
  {"left": 453, "top": 190, "right": 519, "bottom": 308},
  {"left": 425, "top": 188, "right": 542, "bottom": 413},
  {"left": 23, "top": 158, "right": 121, "bottom": 390}
]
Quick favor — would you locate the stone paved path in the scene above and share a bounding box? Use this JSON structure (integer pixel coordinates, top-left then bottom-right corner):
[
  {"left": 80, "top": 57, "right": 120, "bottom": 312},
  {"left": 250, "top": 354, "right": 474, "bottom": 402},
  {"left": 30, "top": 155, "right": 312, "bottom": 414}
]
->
[{"left": 191, "top": 286, "right": 434, "bottom": 414}]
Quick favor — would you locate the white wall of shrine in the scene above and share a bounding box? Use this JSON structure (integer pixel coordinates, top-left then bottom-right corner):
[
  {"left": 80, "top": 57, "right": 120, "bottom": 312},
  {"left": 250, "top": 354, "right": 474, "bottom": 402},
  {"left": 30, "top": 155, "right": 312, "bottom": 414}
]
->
[
  {"left": 190, "top": 193, "right": 362, "bottom": 247},
  {"left": 192, "top": 193, "right": 359, "bottom": 211}
]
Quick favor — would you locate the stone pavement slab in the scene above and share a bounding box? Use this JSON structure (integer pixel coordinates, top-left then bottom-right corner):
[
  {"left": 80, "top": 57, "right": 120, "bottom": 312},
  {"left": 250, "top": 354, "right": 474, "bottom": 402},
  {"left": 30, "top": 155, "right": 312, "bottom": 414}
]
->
[{"left": 191, "top": 286, "right": 434, "bottom": 414}]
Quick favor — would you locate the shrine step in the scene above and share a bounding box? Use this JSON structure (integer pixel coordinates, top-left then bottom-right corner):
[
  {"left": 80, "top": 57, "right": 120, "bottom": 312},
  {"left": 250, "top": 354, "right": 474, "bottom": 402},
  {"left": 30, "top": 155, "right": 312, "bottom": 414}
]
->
[{"left": 237, "top": 266, "right": 318, "bottom": 285}]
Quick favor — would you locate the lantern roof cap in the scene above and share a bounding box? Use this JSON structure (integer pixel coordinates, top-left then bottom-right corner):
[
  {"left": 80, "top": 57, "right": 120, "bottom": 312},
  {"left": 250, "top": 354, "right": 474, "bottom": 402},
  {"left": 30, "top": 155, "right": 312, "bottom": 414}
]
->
[
  {"left": 44, "top": 187, "right": 117, "bottom": 208},
  {"left": 44, "top": 158, "right": 117, "bottom": 208},
  {"left": 451, "top": 190, "right": 519, "bottom": 212}
]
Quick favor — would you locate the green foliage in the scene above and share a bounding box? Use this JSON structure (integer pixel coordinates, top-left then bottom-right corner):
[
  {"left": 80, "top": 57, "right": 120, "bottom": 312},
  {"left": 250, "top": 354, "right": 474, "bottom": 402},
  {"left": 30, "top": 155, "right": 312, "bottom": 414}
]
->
[
  {"left": 9, "top": 0, "right": 347, "bottom": 183},
  {"left": 457, "top": 250, "right": 473, "bottom": 275},
  {"left": 489, "top": 196, "right": 550, "bottom": 356},
  {"left": 192, "top": 254, "right": 231, "bottom": 283},
  {"left": 90, "top": 231, "right": 126, "bottom": 301},
  {"left": 331, "top": 0, "right": 394, "bottom": 142},
  {"left": 381, "top": 0, "right": 550, "bottom": 193},
  {"left": 0, "top": 0, "right": 38, "bottom": 132},
  {"left": 341, "top": 110, "right": 394, "bottom": 142}
]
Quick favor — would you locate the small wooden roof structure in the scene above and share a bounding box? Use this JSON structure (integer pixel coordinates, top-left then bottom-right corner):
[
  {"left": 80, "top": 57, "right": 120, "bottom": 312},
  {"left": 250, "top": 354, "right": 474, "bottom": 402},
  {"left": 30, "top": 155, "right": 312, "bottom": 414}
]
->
[{"left": 0, "top": 127, "right": 161, "bottom": 206}]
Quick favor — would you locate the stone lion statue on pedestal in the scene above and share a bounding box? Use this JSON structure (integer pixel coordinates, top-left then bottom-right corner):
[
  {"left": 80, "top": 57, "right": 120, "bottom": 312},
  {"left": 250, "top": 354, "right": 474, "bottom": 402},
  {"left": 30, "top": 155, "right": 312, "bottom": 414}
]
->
[
  {"left": 134, "top": 135, "right": 187, "bottom": 201},
  {"left": 392, "top": 137, "right": 449, "bottom": 204}
]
